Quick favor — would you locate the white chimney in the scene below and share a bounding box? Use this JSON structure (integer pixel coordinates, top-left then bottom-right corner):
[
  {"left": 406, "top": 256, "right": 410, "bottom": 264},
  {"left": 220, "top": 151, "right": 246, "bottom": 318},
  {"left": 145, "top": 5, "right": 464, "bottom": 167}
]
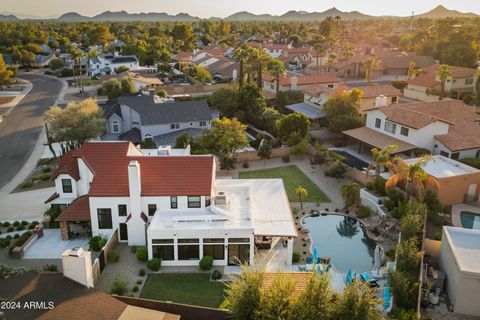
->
[
  {"left": 375, "top": 95, "right": 388, "bottom": 108},
  {"left": 127, "top": 160, "right": 146, "bottom": 246},
  {"left": 128, "top": 160, "right": 141, "bottom": 199},
  {"left": 290, "top": 76, "right": 298, "bottom": 91},
  {"left": 62, "top": 248, "right": 94, "bottom": 288}
]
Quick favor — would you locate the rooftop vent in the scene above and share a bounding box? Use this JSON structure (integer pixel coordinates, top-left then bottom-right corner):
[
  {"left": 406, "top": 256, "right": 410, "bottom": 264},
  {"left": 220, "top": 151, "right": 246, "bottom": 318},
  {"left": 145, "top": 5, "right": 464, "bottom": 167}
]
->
[{"left": 215, "top": 191, "right": 228, "bottom": 206}]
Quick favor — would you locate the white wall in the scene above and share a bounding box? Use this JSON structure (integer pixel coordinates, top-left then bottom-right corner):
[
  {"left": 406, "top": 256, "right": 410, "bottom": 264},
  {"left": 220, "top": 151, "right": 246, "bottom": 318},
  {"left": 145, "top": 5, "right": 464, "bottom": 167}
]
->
[
  {"left": 141, "top": 120, "right": 211, "bottom": 138},
  {"left": 434, "top": 140, "right": 479, "bottom": 160},
  {"left": 55, "top": 174, "right": 79, "bottom": 201}
]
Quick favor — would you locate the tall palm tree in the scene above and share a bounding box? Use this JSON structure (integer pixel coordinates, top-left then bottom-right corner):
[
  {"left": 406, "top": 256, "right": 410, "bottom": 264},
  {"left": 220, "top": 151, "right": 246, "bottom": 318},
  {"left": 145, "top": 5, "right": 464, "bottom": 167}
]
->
[
  {"left": 386, "top": 155, "right": 438, "bottom": 201},
  {"left": 437, "top": 64, "right": 452, "bottom": 100},
  {"left": 407, "top": 61, "right": 417, "bottom": 80},
  {"left": 267, "top": 58, "right": 286, "bottom": 108},
  {"left": 70, "top": 48, "right": 84, "bottom": 94},
  {"left": 360, "top": 56, "right": 380, "bottom": 86},
  {"left": 311, "top": 35, "right": 326, "bottom": 75},
  {"left": 341, "top": 41, "right": 355, "bottom": 84},
  {"left": 341, "top": 182, "right": 361, "bottom": 209},
  {"left": 367, "top": 144, "right": 398, "bottom": 178},
  {"left": 232, "top": 43, "right": 254, "bottom": 88},
  {"left": 327, "top": 53, "right": 336, "bottom": 73},
  {"left": 250, "top": 47, "right": 269, "bottom": 88},
  {"left": 295, "top": 185, "right": 308, "bottom": 210}
]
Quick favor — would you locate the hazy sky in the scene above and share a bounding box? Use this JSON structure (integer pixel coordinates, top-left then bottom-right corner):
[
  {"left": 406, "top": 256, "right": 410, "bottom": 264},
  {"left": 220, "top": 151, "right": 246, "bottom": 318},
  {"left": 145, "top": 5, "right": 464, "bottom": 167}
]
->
[{"left": 1, "top": 0, "right": 479, "bottom": 18}]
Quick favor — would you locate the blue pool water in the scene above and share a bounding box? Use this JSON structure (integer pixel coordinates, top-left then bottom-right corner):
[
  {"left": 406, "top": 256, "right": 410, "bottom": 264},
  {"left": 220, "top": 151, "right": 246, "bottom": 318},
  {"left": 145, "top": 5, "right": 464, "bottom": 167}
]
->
[
  {"left": 460, "top": 211, "right": 480, "bottom": 230},
  {"left": 303, "top": 215, "right": 376, "bottom": 272}
]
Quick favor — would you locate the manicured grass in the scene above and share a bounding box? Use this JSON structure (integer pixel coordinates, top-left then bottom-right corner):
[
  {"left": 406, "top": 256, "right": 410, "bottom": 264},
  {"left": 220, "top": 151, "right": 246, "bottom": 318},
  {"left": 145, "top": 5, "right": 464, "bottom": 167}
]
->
[
  {"left": 239, "top": 165, "right": 330, "bottom": 203},
  {"left": 140, "top": 273, "right": 226, "bottom": 308}
]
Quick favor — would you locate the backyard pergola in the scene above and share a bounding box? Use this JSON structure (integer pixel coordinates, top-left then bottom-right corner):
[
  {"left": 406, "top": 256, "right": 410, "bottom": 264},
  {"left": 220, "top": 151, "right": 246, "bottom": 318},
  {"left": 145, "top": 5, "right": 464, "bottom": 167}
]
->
[{"left": 56, "top": 195, "right": 92, "bottom": 240}]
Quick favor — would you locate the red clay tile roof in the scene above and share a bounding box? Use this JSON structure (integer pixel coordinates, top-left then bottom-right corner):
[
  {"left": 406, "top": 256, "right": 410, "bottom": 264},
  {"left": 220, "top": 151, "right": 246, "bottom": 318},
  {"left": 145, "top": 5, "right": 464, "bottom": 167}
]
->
[
  {"left": 263, "top": 73, "right": 341, "bottom": 86},
  {"left": 45, "top": 192, "right": 60, "bottom": 204},
  {"left": 55, "top": 141, "right": 215, "bottom": 197},
  {"left": 303, "top": 84, "right": 348, "bottom": 97},
  {"left": 53, "top": 151, "right": 80, "bottom": 180},
  {"left": 379, "top": 100, "right": 480, "bottom": 151},
  {"left": 56, "top": 195, "right": 91, "bottom": 222},
  {"left": 354, "top": 84, "right": 402, "bottom": 98},
  {"left": 408, "top": 64, "right": 477, "bottom": 88}
]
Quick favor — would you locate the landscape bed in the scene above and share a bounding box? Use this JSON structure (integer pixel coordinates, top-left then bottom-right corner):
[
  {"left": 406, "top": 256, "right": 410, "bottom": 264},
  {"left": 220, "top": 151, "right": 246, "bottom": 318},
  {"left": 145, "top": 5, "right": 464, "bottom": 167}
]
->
[{"left": 239, "top": 165, "right": 330, "bottom": 203}]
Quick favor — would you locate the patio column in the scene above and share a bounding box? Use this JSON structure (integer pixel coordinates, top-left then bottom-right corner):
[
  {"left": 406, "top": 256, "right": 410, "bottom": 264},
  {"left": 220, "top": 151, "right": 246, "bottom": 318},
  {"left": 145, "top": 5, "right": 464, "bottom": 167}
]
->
[
  {"left": 286, "top": 238, "right": 294, "bottom": 266},
  {"left": 60, "top": 221, "right": 70, "bottom": 240}
]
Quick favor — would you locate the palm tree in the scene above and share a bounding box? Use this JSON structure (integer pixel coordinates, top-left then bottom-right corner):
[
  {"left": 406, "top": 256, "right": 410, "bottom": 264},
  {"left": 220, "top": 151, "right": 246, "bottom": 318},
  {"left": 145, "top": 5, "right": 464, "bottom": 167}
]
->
[
  {"left": 437, "top": 64, "right": 452, "bottom": 100},
  {"left": 267, "top": 58, "right": 286, "bottom": 108},
  {"left": 232, "top": 43, "right": 254, "bottom": 87},
  {"left": 341, "top": 41, "right": 355, "bottom": 84},
  {"left": 70, "top": 48, "right": 84, "bottom": 94},
  {"left": 327, "top": 53, "right": 336, "bottom": 73},
  {"left": 407, "top": 61, "right": 418, "bottom": 80},
  {"left": 312, "top": 35, "right": 326, "bottom": 75},
  {"left": 341, "top": 182, "right": 361, "bottom": 209},
  {"left": 360, "top": 56, "right": 380, "bottom": 86},
  {"left": 295, "top": 185, "right": 308, "bottom": 210},
  {"left": 250, "top": 47, "right": 269, "bottom": 88},
  {"left": 367, "top": 144, "right": 398, "bottom": 178},
  {"left": 386, "top": 155, "right": 438, "bottom": 201}
]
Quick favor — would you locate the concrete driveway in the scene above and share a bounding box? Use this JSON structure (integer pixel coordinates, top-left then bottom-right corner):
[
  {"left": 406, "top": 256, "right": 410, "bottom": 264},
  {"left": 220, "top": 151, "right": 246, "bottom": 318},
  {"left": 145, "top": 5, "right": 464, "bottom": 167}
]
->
[{"left": 0, "top": 73, "right": 64, "bottom": 189}]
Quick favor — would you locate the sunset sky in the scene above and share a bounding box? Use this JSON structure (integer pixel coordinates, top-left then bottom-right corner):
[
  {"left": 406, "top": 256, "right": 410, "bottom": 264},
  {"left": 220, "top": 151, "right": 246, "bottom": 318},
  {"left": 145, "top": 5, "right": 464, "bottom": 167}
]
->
[{"left": 1, "top": 0, "right": 479, "bottom": 18}]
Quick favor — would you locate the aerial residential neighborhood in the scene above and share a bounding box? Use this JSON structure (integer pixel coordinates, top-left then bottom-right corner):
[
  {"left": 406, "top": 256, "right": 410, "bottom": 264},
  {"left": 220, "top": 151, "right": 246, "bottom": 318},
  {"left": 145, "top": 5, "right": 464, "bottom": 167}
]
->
[{"left": 0, "top": 1, "right": 480, "bottom": 320}]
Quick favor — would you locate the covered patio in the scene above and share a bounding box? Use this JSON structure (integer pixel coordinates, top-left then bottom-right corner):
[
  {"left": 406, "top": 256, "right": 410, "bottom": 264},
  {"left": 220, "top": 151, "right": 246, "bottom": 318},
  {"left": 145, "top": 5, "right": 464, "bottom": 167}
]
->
[{"left": 56, "top": 195, "right": 92, "bottom": 241}]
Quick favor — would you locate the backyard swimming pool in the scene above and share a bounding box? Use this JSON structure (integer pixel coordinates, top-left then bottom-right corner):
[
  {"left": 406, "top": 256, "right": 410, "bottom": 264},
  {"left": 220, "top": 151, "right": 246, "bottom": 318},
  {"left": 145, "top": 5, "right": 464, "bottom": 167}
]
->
[
  {"left": 460, "top": 211, "right": 480, "bottom": 230},
  {"left": 303, "top": 214, "right": 376, "bottom": 272}
]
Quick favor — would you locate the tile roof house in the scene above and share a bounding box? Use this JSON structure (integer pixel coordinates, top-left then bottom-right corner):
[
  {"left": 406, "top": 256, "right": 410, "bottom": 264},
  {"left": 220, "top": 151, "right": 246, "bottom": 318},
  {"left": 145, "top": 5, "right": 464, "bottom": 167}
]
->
[
  {"left": 45, "top": 141, "right": 296, "bottom": 267},
  {"left": 343, "top": 100, "right": 480, "bottom": 160},
  {"left": 380, "top": 55, "right": 437, "bottom": 77},
  {"left": 263, "top": 74, "right": 341, "bottom": 98},
  {"left": 0, "top": 270, "right": 180, "bottom": 320},
  {"left": 102, "top": 93, "right": 219, "bottom": 146},
  {"left": 405, "top": 64, "right": 478, "bottom": 101},
  {"left": 88, "top": 53, "right": 140, "bottom": 77}
]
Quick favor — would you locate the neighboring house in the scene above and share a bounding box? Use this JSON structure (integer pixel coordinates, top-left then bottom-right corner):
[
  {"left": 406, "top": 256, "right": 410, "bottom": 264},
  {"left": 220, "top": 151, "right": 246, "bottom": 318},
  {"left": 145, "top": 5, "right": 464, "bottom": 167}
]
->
[
  {"left": 380, "top": 55, "right": 436, "bottom": 77},
  {"left": 0, "top": 270, "right": 180, "bottom": 320},
  {"left": 32, "top": 54, "right": 53, "bottom": 68},
  {"left": 439, "top": 227, "right": 480, "bottom": 317},
  {"left": 343, "top": 100, "right": 480, "bottom": 159},
  {"left": 100, "top": 71, "right": 163, "bottom": 91},
  {"left": 88, "top": 54, "right": 140, "bottom": 77},
  {"left": 405, "top": 64, "right": 478, "bottom": 101},
  {"left": 263, "top": 74, "right": 341, "bottom": 99},
  {"left": 250, "top": 42, "right": 291, "bottom": 59},
  {"left": 103, "top": 93, "right": 219, "bottom": 146},
  {"left": 45, "top": 141, "right": 297, "bottom": 266}
]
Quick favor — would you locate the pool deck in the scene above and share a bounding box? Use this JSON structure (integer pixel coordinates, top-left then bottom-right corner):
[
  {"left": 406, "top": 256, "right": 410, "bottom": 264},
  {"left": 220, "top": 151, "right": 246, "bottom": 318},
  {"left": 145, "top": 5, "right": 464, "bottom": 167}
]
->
[{"left": 451, "top": 203, "right": 480, "bottom": 228}]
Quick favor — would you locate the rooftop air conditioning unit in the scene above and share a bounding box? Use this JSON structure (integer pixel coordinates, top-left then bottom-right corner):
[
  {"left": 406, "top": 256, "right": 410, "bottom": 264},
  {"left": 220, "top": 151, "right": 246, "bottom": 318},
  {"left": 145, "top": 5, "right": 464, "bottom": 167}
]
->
[{"left": 215, "top": 191, "right": 227, "bottom": 205}]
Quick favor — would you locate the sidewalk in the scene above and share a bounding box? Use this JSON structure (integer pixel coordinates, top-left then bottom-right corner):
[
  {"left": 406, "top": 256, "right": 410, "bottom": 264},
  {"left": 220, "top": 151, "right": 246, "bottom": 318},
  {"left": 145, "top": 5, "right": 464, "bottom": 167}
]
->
[{"left": 0, "top": 79, "right": 33, "bottom": 123}]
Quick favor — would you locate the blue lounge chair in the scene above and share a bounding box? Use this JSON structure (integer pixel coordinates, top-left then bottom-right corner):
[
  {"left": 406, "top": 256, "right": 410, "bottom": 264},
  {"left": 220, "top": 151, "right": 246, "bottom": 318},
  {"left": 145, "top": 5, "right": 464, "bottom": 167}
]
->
[
  {"left": 306, "top": 256, "right": 313, "bottom": 264},
  {"left": 383, "top": 287, "right": 392, "bottom": 311},
  {"left": 345, "top": 269, "right": 353, "bottom": 285}
]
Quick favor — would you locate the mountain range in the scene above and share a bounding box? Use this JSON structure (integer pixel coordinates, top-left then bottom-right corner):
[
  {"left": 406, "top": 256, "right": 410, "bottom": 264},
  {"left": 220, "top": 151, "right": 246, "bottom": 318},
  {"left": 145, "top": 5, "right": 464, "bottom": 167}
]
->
[{"left": 0, "top": 5, "right": 478, "bottom": 22}]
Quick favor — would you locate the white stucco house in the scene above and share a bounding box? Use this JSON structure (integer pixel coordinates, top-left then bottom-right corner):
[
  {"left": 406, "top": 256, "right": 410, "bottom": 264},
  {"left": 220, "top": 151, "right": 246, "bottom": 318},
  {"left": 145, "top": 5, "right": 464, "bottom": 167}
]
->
[
  {"left": 343, "top": 100, "right": 480, "bottom": 160},
  {"left": 45, "top": 141, "right": 297, "bottom": 266},
  {"left": 88, "top": 53, "right": 140, "bottom": 77},
  {"left": 102, "top": 93, "right": 219, "bottom": 146}
]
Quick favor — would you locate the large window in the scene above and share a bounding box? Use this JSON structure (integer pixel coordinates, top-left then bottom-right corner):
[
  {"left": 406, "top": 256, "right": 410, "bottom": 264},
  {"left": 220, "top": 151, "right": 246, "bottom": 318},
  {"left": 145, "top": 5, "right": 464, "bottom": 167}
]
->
[
  {"left": 440, "top": 151, "right": 449, "bottom": 157},
  {"left": 375, "top": 118, "right": 381, "bottom": 129},
  {"left": 118, "top": 204, "right": 127, "bottom": 216},
  {"left": 384, "top": 121, "right": 396, "bottom": 134},
  {"left": 112, "top": 121, "right": 119, "bottom": 133},
  {"left": 451, "top": 152, "right": 460, "bottom": 160},
  {"left": 178, "top": 239, "right": 200, "bottom": 260},
  {"left": 170, "top": 196, "right": 178, "bottom": 209},
  {"left": 148, "top": 204, "right": 157, "bottom": 216},
  {"left": 199, "top": 121, "right": 207, "bottom": 127},
  {"left": 466, "top": 78, "right": 474, "bottom": 85},
  {"left": 170, "top": 123, "right": 180, "bottom": 129},
  {"left": 188, "top": 196, "right": 201, "bottom": 208},
  {"left": 62, "top": 179, "right": 72, "bottom": 193},
  {"left": 400, "top": 127, "right": 409, "bottom": 137},
  {"left": 152, "top": 239, "right": 174, "bottom": 260},
  {"left": 97, "top": 209, "right": 113, "bottom": 229},
  {"left": 203, "top": 238, "right": 225, "bottom": 260}
]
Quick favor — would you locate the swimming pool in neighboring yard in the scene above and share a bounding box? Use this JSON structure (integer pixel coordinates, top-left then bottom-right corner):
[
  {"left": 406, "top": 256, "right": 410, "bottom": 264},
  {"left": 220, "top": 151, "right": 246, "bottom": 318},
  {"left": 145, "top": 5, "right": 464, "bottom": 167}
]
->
[
  {"left": 333, "top": 151, "right": 369, "bottom": 171},
  {"left": 460, "top": 211, "right": 480, "bottom": 230},
  {"left": 302, "top": 214, "right": 376, "bottom": 272}
]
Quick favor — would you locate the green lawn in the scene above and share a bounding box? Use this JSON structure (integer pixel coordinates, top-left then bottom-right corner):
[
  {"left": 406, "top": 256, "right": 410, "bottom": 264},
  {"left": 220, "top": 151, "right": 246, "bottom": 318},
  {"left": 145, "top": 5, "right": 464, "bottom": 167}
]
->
[
  {"left": 140, "top": 273, "right": 226, "bottom": 308},
  {"left": 239, "top": 165, "right": 330, "bottom": 203}
]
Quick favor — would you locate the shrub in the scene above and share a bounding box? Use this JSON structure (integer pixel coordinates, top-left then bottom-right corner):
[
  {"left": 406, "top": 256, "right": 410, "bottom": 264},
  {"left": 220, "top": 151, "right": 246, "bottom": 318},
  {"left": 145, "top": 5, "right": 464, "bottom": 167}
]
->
[
  {"left": 108, "top": 250, "right": 120, "bottom": 262},
  {"left": 138, "top": 268, "right": 146, "bottom": 276},
  {"left": 32, "top": 172, "right": 52, "bottom": 181},
  {"left": 3, "top": 222, "right": 10, "bottom": 227},
  {"left": 324, "top": 161, "right": 347, "bottom": 178},
  {"left": 385, "top": 248, "right": 396, "bottom": 260},
  {"left": 7, "top": 227, "right": 14, "bottom": 233},
  {"left": 390, "top": 80, "right": 408, "bottom": 90},
  {"left": 13, "top": 221, "right": 20, "bottom": 227},
  {"left": 292, "top": 251, "right": 301, "bottom": 263},
  {"left": 147, "top": 258, "right": 161, "bottom": 271},
  {"left": 400, "top": 214, "right": 422, "bottom": 241},
  {"left": 282, "top": 155, "right": 290, "bottom": 163},
  {"left": 37, "top": 158, "right": 52, "bottom": 166},
  {"left": 111, "top": 277, "right": 128, "bottom": 295},
  {"left": 366, "top": 182, "right": 374, "bottom": 192},
  {"left": 0, "top": 238, "right": 10, "bottom": 248},
  {"left": 357, "top": 206, "right": 372, "bottom": 219},
  {"left": 130, "top": 246, "right": 137, "bottom": 254},
  {"left": 390, "top": 270, "right": 419, "bottom": 310},
  {"left": 20, "top": 221, "right": 28, "bottom": 226},
  {"left": 373, "top": 177, "right": 387, "bottom": 196},
  {"left": 136, "top": 247, "right": 148, "bottom": 262},
  {"left": 424, "top": 191, "right": 443, "bottom": 218},
  {"left": 199, "top": 255, "right": 214, "bottom": 271},
  {"left": 461, "top": 157, "right": 480, "bottom": 170},
  {"left": 21, "top": 180, "right": 33, "bottom": 188},
  {"left": 434, "top": 231, "right": 442, "bottom": 241},
  {"left": 211, "top": 270, "right": 223, "bottom": 280},
  {"left": 16, "top": 225, "right": 25, "bottom": 231},
  {"left": 13, "top": 234, "right": 19, "bottom": 239},
  {"left": 328, "top": 151, "right": 347, "bottom": 163},
  {"left": 58, "top": 68, "right": 74, "bottom": 77},
  {"left": 43, "top": 264, "right": 58, "bottom": 272},
  {"left": 312, "top": 149, "right": 328, "bottom": 165},
  {"left": 391, "top": 201, "right": 409, "bottom": 219},
  {"left": 386, "top": 188, "right": 406, "bottom": 205},
  {"left": 384, "top": 198, "right": 396, "bottom": 211},
  {"left": 396, "top": 238, "right": 421, "bottom": 275},
  {"left": 88, "top": 236, "right": 106, "bottom": 251},
  {"left": 242, "top": 162, "right": 250, "bottom": 169},
  {"left": 132, "top": 285, "right": 139, "bottom": 292},
  {"left": 42, "top": 167, "right": 51, "bottom": 173},
  {"left": 136, "top": 279, "right": 143, "bottom": 285}
]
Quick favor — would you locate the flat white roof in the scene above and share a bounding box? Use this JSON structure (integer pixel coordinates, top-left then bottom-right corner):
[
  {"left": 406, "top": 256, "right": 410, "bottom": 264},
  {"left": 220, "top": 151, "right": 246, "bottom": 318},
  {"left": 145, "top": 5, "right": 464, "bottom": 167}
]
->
[
  {"left": 405, "top": 155, "right": 479, "bottom": 178},
  {"left": 444, "top": 226, "right": 480, "bottom": 276},
  {"left": 148, "top": 179, "right": 297, "bottom": 237}
]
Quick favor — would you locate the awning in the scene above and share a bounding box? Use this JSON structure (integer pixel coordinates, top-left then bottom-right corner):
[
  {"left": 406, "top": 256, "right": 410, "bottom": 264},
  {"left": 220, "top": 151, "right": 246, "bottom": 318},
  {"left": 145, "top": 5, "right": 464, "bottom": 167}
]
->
[
  {"left": 56, "top": 196, "right": 91, "bottom": 222},
  {"left": 285, "top": 102, "right": 325, "bottom": 120},
  {"left": 343, "top": 127, "right": 416, "bottom": 153}
]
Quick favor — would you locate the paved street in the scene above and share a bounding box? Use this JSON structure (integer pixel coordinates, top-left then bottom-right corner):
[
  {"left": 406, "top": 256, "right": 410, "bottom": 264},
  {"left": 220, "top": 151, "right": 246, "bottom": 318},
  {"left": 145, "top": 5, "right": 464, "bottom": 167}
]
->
[{"left": 0, "top": 73, "right": 63, "bottom": 189}]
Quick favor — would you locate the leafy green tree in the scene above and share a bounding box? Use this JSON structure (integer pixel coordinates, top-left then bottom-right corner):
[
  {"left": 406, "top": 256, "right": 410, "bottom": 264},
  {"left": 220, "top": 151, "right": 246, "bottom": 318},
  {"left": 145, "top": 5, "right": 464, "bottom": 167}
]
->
[
  {"left": 254, "top": 274, "right": 296, "bottom": 320},
  {"left": 323, "top": 89, "right": 363, "bottom": 133},
  {"left": 267, "top": 58, "right": 286, "bottom": 107},
  {"left": 238, "top": 84, "right": 268, "bottom": 126},
  {"left": 259, "top": 107, "right": 281, "bottom": 135},
  {"left": 193, "top": 65, "right": 212, "bottom": 83},
  {"left": 44, "top": 99, "right": 106, "bottom": 153},
  {"left": 101, "top": 78, "right": 121, "bottom": 100},
  {"left": 290, "top": 273, "right": 332, "bottom": 320},
  {"left": 115, "top": 66, "right": 130, "bottom": 73},
  {"left": 276, "top": 113, "right": 309, "bottom": 146},
  {"left": 437, "top": 64, "right": 452, "bottom": 100},
  {"left": 175, "top": 132, "right": 193, "bottom": 148},
  {"left": 424, "top": 190, "right": 443, "bottom": 218},
  {"left": 439, "top": 44, "right": 478, "bottom": 68},
  {"left": 208, "top": 88, "right": 242, "bottom": 120},
  {"left": 257, "top": 138, "right": 273, "bottom": 164},
  {"left": 341, "top": 182, "right": 361, "bottom": 209},
  {"left": 400, "top": 214, "right": 422, "bottom": 241},
  {"left": 120, "top": 76, "right": 137, "bottom": 94},
  {"left": 396, "top": 238, "right": 421, "bottom": 275},
  {"left": 48, "top": 58, "right": 65, "bottom": 72},
  {"left": 390, "top": 271, "right": 420, "bottom": 311},
  {"left": 0, "top": 55, "right": 14, "bottom": 90},
  {"left": 291, "top": 137, "right": 310, "bottom": 159},
  {"left": 222, "top": 268, "right": 264, "bottom": 320},
  {"left": 330, "top": 282, "right": 382, "bottom": 320}
]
